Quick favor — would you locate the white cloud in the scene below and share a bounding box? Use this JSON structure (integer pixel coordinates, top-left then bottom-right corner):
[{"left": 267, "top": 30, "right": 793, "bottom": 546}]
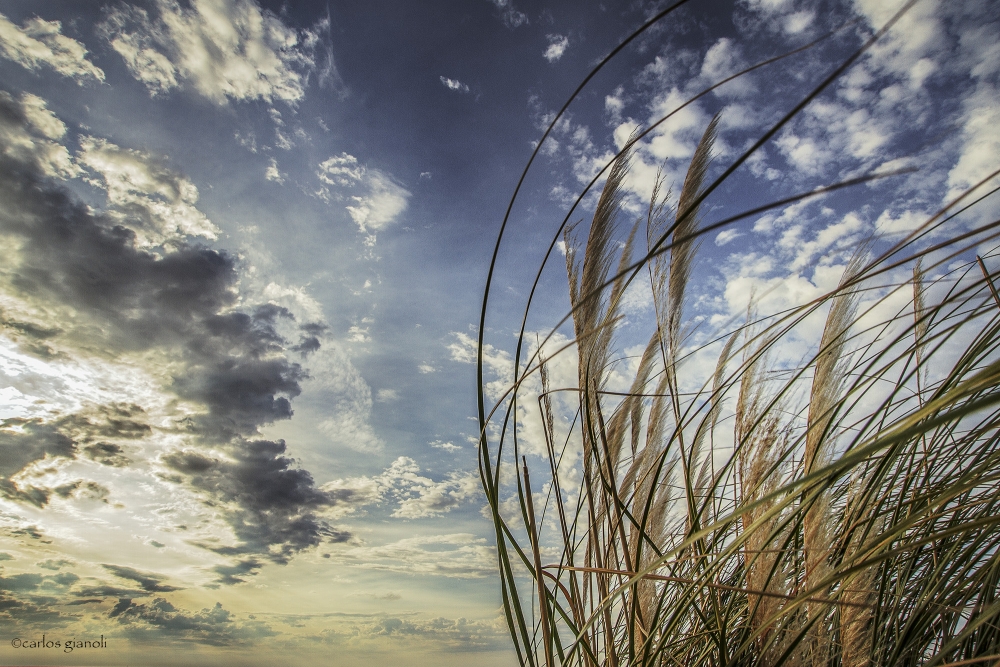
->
[
  {"left": 317, "top": 152, "right": 364, "bottom": 187},
  {"left": 774, "top": 130, "right": 831, "bottom": 176},
  {"left": 316, "top": 153, "right": 411, "bottom": 233},
  {"left": 908, "top": 57, "right": 937, "bottom": 90},
  {"left": 946, "top": 83, "right": 1000, "bottom": 206},
  {"left": 274, "top": 128, "right": 293, "bottom": 150},
  {"left": 605, "top": 90, "right": 625, "bottom": 123},
  {"left": 264, "top": 157, "right": 285, "bottom": 184},
  {"left": 783, "top": 10, "right": 815, "bottom": 34},
  {"left": 439, "top": 76, "right": 469, "bottom": 93},
  {"left": 375, "top": 388, "right": 398, "bottom": 402},
  {"left": 19, "top": 93, "right": 66, "bottom": 140},
  {"left": 347, "top": 325, "right": 370, "bottom": 343},
  {"left": 346, "top": 170, "right": 411, "bottom": 233},
  {"left": 329, "top": 532, "right": 495, "bottom": 577},
  {"left": 100, "top": 0, "right": 315, "bottom": 104},
  {"left": 0, "top": 92, "right": 79, "bottom": 179},
  {"left": 716, "top": 229, "right": 742, "bottom": 246},
  {"left": 77, "top": 136, "right": 219, "bottom": 244},
  {"left": 874, "top": 209, "right": 929, "bottom": 236},
  {"left": 853, "top": 0, "right": 943, "bottom": 73},
  {"left": 448, "top": 332, "right": 512, "bottom": 403},
  {"left": 393, "top": 471, "right": 479, "bottom": 520},
  {"left": 0, "top": 12, "right": 104, "bottom": 83},
  {"left": 317, "top": 613, "right": 507, "bottom": 648},
  {"left": 431, "top": 440, "right": 461, "bottom": 452},
  {"left": 543, "top": 34, "right": 568, "bottom": 63},
  {"left": 744, "top": 0, "right": 793, "bottom": 12},
  {"left": 321, "top": 457, "right": 479, "bottom": 520}
]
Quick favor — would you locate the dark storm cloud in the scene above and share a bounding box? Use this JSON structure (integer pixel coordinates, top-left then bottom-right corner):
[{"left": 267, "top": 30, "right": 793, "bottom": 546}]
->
[
  {"left": 0, "top": 591, "right": 74, "bottom": 628},
  {"left": 0, "top": 91, "right": 342, "bottom": 569},
  {"left": 75, "top": 585, "right": 150, "bottom": 598},
  {"left": 164, "top": 439, "right": 347, "bottom": 566},
  {"left": 102, "top": 565, "right": 181, "bottom": 593},
  {"left": 210, "top": 559, "right": 261, "bottom": 586},
  {"left": 0, "top": 407, "right": 142, "bottom": 505},
  {"left": 174, "top": 357, "right": 304, "bottom": 438},
  {"left": 82, "top": 442, "right": 132, "bottom": 467},
  {"left": 0, "top": 568, "right": 84, "bottom": 629},
  {"left": 291, "top": 335, "right": 321, "bottom": 355},
  {"left": 0, "top": 315, "right": 61, "bottom": 339},
  {"left": 36, "top": 559, "right": 72, "bottom": 571},
  {"left": 108, "top": 597, "right": 276, "bottom": 646},
  {"left": 0, "top": 419, "right": 74, "bottom": 507},
  {"left": 0, "top": 419, "right": 74, "bottom": 478},
  {"left": 5, "top": 525, "right": 49, "bottom": 542}
]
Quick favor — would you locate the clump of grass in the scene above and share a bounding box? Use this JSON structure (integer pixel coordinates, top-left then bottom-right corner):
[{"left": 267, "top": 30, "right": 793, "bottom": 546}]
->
[{"left": 477, "top": 4, "right": 1000, "bottom": 666}]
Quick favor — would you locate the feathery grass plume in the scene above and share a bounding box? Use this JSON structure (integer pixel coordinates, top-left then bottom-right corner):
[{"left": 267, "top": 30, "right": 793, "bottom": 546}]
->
[
  {"left": 798, "top": 246, "right": 868, "bottom": 663},
  {"left": 478, "top": 3, "right": 1000, "bottom": 665},
  {"left": 735, "top": 326, "right": 793, "bottom": 665},
  {"left": 647, "top": 114, "right": 720, "bottom": 540}
]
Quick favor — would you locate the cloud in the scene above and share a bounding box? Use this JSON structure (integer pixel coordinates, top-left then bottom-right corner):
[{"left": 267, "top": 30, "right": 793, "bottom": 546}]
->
[
  {"left": 375, "top": 388, "right": 398, "bottom": 402},
  {"left": 448, "top": 332, "right": 512, "bottom": 403},
  {"left": 164, "top": 439, "right": 352, "bottom": 564},
  {"left": 320, "top": 457, "right": 479, "bottom": 520},
  {"left": 0, "top": 419, "right": 74, "bottom": 507},
  {"left": 77, "top": 136, "right": 220, "bottom": 244},
  {"left": 543, "top": 34, "right": 568, "bottom": 63},
  {"left": 390, "top": 466, "right": 479, "bottom": 520},
  {"left": 0, "top": 12, "right": 104, "bottom": 83},
  {"left": 329, "top": 533, "right": 495, "bottom": 578},
  {"left": 0, "top": 90, "right": 361, "bottom": 570},
  {"left": 109, "top": 597, "right": 276, "bottom": 645},
  {"left": 486, "top": 0, "right": 528, "bottom": 29},
  {"left": 102, "top": 564, "right": 181, "bottom": 592},
  {"left": 346, "top": 170, "right": 410, "bottom": 233},
  {"left": 316, "top": 613, "right": 508, "bottom": 650},
  {"left": 0, "top": 92, "right": 79, "bottom": 179},
  {"left": 316, "top": 153, "right": 410, "bottom": 233},
  {"left": 715, "top": 229, "right": 742, "bottom": 246},
  {"left": 317, "top": 152, "right": 364, "bottom": 187},
  {"left": 431, "top": 440, "right": 461, "bottom": 452},
  {"left": 946, "top": 83, "right": 1000, "bottom": 205},
  {"left": 439, "top": 76, "right": 469, "bottom": 93},
  {"left": 0, "top": 567, "right": 83, "bottom": 630},
  {"left": 99, "top": 0, "right": 316, "bottom": 104},
  {"left": 264, "top": 157, "right": 285, "bottom": 184}
]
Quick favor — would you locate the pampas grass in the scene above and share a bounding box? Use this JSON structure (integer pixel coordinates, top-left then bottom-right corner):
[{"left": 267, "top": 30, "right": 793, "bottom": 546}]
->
[{"left": 476, "top": 3, "right": 1000, "bottom": 666}]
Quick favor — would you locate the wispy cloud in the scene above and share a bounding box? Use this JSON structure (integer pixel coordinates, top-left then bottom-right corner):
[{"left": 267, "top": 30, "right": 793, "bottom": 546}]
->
[
  {"left": 543, "top": 34, "right": 568, "bottom": 63},
  {"left": 316, "top": 153, "right": 411, "bottom": 233},
  {"left": 321, "top": 456, "right": 479, "bottom": 520},
  {"left": 265, "top": 157, "right": 285, "bottom": 184},
  {"left": 485, "top": 0, "right": 528, "bottom": 28},
  {"left": 439, "top": 76, "right": 469, "bottom": 93},
  {"left": 0, "top": 12, "right": 104, "bottom": 83},
  {"left": 77, "top": 136, "right": 220, "bottom": 244},
  {"left": 99, "top": 0, "right": 317, "bottom": 104},
  {"left": 328, "top": 533, "right": 495, "bottom": 578}
]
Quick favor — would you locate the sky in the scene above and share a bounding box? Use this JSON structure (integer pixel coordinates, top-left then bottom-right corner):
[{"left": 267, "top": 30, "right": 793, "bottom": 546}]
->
[{"left": 0, "top": 0, "right": 996, "bottom": 664}]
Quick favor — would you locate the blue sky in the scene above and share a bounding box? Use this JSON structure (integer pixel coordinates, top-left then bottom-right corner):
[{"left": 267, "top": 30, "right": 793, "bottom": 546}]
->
[{"left": 0, "top": 0, "right": 996, "bottom": 664}]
